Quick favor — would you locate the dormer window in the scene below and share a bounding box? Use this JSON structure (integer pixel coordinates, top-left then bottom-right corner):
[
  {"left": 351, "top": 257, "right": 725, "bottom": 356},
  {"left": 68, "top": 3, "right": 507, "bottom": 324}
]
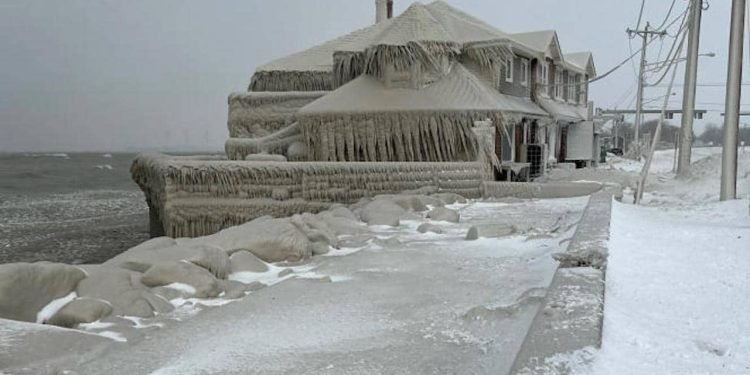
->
[
  {"left": 505, "top": 57, "right": 514, "bottom": 83},
  {"left": 520, "top": 59, "right": 529, "bottom": 86}
]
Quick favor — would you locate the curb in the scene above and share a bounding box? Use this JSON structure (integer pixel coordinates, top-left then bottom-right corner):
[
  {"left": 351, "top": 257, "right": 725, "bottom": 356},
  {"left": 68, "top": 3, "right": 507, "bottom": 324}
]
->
[
  {"left": 510, "top": 192, "right": 612, "bottom": 374},
  {"left": 483, "top": 181, "right": 605, "bottom": 200}
]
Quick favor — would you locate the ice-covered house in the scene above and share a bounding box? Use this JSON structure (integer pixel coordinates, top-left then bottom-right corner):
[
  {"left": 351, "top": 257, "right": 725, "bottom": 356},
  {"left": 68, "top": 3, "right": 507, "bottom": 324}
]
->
[
  {"left": 132, "top": 1, "right": 599, "bottom": 238},
  {"left": 229, "top": 1, "right": 598, "bottom": 178}
]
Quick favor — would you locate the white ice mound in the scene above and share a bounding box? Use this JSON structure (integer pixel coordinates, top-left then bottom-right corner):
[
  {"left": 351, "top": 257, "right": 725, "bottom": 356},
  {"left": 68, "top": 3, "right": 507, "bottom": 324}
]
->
[{"left": 0, "top": 263, "right": 86, "bottom": 323}]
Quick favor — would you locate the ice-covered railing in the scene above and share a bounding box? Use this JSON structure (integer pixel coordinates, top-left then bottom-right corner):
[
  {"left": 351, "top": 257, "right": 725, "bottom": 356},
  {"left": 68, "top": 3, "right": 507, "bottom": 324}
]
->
[
  {"left": 227, "top": 91, "right": 327, "bottom": 138},
  {"left": 131, "top": 153, "right": 484, "bottom": 238}
]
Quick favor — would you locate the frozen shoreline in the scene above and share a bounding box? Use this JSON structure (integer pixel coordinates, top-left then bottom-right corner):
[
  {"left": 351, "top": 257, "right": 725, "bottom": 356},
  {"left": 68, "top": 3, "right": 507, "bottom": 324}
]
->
[{"left": 1, "top": 196, "right": 589, "bottom": 374}]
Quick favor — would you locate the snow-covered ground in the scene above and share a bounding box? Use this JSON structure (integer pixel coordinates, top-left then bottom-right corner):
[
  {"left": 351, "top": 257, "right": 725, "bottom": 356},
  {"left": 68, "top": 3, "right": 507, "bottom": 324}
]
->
[
  {"left": 3, "top": 197, "right": 589, "bottom": 374},
  {"left": 563, "top": 147, "right": 750, "bottom": 374}
]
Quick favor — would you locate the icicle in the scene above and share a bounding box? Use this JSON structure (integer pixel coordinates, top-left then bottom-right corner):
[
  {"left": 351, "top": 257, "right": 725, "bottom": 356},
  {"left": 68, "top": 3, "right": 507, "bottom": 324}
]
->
[
  {"left": 327, "top": 122, "right": 337, "bottom": 161},
  {"left": 319, "top": 121, "right": 330, "bottom": 161},
  {"left": 429, "top": 117, "right": 443, "bottom": 162},
  {"left": 365, "top": 119, "right": 377, "bottom": 161},
  {"left": 334, "top": 121, "right": 346, "bottom": 161},
  {"left": 345, "top": 119, "right": 355, "bottom": 161}
]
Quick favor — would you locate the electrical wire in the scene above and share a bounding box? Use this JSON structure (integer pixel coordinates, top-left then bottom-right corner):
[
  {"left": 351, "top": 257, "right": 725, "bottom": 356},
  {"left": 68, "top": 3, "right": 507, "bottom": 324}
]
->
[
  {"left": 614, "top": 80, "right": 638, "bottom": 109},
  {"left": 655, "top": 0, "right": 679, "bottom": 30},
  {"left": 647, "top": 31, "right": 688, "bottom": 87},
  {"left": 634, "top": 0, "right": 647, "bottom": 37},
  {"left": 645, "top": 4, "right": 690, "bottom": 77}
]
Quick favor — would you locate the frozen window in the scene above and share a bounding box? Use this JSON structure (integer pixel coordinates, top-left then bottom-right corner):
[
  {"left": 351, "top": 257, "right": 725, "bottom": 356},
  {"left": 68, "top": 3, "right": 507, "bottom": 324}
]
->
[
  {"left": 505, "top": 57, "right": 514, "bottom": 83},
  {"left": 540, "top": 62, "right": 549, "bottom": 93},
  {"left": 520, "top": 59, "right": 529, "bottom": 86}
]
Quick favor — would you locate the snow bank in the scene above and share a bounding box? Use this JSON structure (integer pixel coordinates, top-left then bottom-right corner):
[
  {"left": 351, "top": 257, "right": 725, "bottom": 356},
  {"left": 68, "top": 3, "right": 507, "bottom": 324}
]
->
[{"left": 588, "top": 199, "right": 750, "bottom": 374}]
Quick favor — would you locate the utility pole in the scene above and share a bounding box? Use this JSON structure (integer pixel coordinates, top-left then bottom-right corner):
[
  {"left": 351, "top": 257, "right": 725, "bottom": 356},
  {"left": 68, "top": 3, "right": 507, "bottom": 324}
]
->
[
  {"left": 721, "top": 0, "right": 745, "bottom": 201},
  {"left": 627, "top": 23, "right": 668, "bottom": 159},
  {"left": 677, "top": 0, "right": 704, "bottom": 177}
]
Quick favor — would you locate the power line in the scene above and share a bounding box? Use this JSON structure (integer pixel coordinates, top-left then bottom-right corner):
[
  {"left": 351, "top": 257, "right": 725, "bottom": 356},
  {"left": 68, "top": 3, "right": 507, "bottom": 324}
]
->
[
  {"left": 653, "top": 82, "right": 750, "bottom": 87},
  {"left": 655, "top": 0, "right": 679, "bottom": 30},
  {"left": 645, "top": 4, "right": 691, "bottom": 79},
  {"left": 635, "top": 0, "right": 647, "bottom": 36},
  {"left": 647, "top": 19, "right": 689, "bottom": 86}
]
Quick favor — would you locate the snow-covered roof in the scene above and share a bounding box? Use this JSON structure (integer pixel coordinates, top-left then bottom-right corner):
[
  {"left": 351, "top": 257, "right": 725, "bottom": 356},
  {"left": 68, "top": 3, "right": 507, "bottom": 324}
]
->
[
  {"left": 256, "top": 20, "right": 392, "bottom": 73},
  {"left": 256, "top": 1, "right": 527, "bottom": 74},
  {"left": 371, "top": 3, "right": 459, "bottom": 47},
  {"left": 510, "top": 30, "right": 564, "bottom": 61},
  {"left": 537, "top": 97, "right": 588, "bottom": 123},
  {"left": 299, "top": 63, "right": 547, "bottom": 116},
  {"left": 564, "top": 52, "right": 597, "bottom": 77}
]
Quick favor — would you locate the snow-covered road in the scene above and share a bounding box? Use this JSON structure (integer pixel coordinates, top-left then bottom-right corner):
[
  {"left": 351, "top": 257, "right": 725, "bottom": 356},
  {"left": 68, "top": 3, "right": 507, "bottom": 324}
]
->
[{"left": 57, "top": 197, "right": 588, "bottom": 375}]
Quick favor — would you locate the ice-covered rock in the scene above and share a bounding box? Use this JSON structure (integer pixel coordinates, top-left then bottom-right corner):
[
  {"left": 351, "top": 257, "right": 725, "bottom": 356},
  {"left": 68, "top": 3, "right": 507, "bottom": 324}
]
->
[
  {"left": 465, "top": 224, "right": 517, "bottom": 240},
  {"left": 432, "top": 192, "right": 468, "bottom": 205},
  {"left": 360, "top": 200, "right": 406, "bottom": 226},
  {"left": 229, "top": 250, "right": 269, "bottom": 273},
  {"left": 188, "top": 246, "right": 231, "bottom": 280},
  {"left": 106, "top": 244, "right": 230, "bottom": 279},
  {"left": 427, "top": 207, "right": 460, "bottom": 223},
  {"left": 291, "top": 213, "right": 339, "bottom": 248},
  {"left": 219, "top": 280, "right": 248, "bottom": 300},
  {"left": 386, "top": 195, "right": 429, "bottom": 212},
  {"left": 47, "top": 298, "right": 113, "bottom": 328},
  {"left": 0, "top": 263, "right": 86, "bottom": 322},
  {"left": 328, "top": 206, "right": 358, "bottom": 221},
  {"left": 206, "top": 219, "right": 312, "bottom": 263},
  {"left": 77, "top": 266, "right": 172, "bottom": 318},
  {"left": 140, "top": 261, "right": 222, "bottom": 299},
  {"left": 316, "top": 212, "right": 368, "bottom": 236},
  {"left": 417, "top": 223, "right": 445, "bottom": 234}
]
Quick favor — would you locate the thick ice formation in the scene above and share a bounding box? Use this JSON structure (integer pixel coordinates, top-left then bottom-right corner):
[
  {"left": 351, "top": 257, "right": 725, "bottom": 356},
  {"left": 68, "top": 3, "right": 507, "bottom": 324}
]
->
[{"left": 0, "top": 192, "right": 469, "bottom": 338}]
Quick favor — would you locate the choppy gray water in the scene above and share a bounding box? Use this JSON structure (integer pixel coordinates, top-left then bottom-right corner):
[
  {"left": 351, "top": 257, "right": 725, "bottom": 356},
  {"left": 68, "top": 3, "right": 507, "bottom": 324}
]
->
[{"left": 0, "top": 153, "right": 149, "bottom": 264}]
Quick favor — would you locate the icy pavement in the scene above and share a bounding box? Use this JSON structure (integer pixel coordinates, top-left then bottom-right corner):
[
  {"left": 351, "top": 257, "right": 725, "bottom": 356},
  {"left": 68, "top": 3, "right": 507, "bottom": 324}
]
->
[{"left": 26, "top": 197, "right": 588, "bottom": 375}]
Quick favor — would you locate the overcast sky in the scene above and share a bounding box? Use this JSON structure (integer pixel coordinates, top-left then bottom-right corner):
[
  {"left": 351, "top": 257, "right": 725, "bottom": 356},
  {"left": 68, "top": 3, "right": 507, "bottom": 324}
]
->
[{"left": 0, "top": 0, "right": 743, "bottom": 152}]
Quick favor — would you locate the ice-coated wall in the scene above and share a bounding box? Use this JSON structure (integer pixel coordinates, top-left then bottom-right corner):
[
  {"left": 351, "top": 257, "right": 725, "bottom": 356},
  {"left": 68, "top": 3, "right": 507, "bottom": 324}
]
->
[
  {"left": 227, "top": 91, "right": 327, "bottom": 138},
  {"left": 132, "top": 153, "right": 484, "bottom": 238}
]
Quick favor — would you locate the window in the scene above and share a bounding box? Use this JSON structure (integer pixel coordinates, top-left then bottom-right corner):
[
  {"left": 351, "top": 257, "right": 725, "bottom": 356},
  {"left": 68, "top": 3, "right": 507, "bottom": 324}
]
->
[
  {"left": 568, "top": 75, "right": 577, "bottom": 102},
  {"left": 555, "top": 70, "right": 564, "bottom": 99},
  {"left": 540, "top": 62, "right": 549, "bottom": 96},
  {"left": 579, "top": 76, "right": 587, "bottom": 103},
  {"left": 520, "top": 59, "right": 529, "bottom": 86},
  {"left": 505, "top": 57, "right": 514, "bottom": 83}
]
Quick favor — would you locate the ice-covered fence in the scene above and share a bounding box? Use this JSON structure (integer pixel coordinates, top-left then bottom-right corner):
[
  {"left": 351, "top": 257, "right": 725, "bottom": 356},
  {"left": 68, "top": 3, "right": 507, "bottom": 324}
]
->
[
  {"left": 225, "top": 123, "right": 303, "bottom": 160},
  {"left": 132, "top": 153, "right": 484, "bottom": 238},
  {"left": 228, "top": 91, "right": 327, "bottom": 138}
]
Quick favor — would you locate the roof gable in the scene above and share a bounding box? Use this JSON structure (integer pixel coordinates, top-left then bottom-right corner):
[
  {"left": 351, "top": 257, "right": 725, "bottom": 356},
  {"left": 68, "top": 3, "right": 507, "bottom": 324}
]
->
[
  {"left": 511, "top": 30, "right": 564, "bottom": 62},
  {"left": 564, "top": 52, "right": 596, "bottom": 77}
]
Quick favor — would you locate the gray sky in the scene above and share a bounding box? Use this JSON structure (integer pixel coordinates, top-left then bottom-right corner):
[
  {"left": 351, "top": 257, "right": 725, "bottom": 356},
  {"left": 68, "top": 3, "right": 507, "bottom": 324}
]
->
[{"left": 0, "top": 0, "right": 742, "bottom": 152}]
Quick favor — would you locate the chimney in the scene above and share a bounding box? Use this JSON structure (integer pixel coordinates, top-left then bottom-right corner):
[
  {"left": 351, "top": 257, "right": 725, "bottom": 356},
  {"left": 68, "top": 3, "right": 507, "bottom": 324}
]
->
[{"left": 376, "top": 0, "right": 387, "bottom": 23}]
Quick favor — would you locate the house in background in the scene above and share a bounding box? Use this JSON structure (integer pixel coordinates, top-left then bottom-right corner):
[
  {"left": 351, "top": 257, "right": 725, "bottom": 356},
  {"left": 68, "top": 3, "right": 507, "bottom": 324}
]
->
[{"left": 230, "top": 0, "right": 598, "bottom": 180}]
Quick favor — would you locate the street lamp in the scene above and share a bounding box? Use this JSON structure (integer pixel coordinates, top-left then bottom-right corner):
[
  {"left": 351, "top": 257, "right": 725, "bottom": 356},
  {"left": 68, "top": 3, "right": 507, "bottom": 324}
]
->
[
  {"left": 642, "top": 92, "right": 677, "bottom": 106},
  {"left": 644, "top": 52, "right": 716, "bottom": 70}
]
